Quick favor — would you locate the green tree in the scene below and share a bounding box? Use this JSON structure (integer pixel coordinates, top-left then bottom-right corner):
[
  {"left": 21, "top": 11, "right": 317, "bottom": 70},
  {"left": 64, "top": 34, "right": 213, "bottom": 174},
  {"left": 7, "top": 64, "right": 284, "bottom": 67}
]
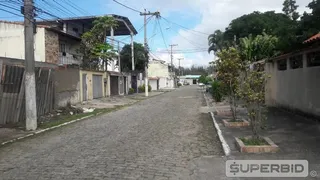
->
[
  {"left": 239, "top": 32, "right": 279, "bottom": 63},
  {"left": 210, "top": 11, "right": 298, "bottom": 53},
  {"left": 298, "top": 0, "right": 320, "bottom": 42},
  {"left": 92, "top": 16, "right": 118, "bottom": 43},
  {"left": 282, "top": 0, "right": 300, "bottom": 21},
  {"left": 238, "top": 33, "right": 278, "bottom": 140},
  {"left": 120, "top": 42, "right": 148, "bottom": 72},
  {"left": 80, "top": 16, "right": 118, "bottom": 70},
  {"left": 208, "top": 30, "right": 229, "bottom": 54},
  {"left": 198, "top": 75, "right": 207, "bottom": 84},
  {"left": 216, "top": 48, "right": 242, "bottom": 121}
]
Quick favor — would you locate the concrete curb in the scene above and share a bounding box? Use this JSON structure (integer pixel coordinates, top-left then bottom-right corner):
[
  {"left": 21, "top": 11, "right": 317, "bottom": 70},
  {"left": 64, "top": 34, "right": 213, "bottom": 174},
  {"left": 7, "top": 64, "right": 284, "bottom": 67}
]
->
[
  {"left": 1, "top": 114, "right": 95, "bottom": 146},
  {"left": 203, "top": 93, "right": 231, "bottom": 156}
]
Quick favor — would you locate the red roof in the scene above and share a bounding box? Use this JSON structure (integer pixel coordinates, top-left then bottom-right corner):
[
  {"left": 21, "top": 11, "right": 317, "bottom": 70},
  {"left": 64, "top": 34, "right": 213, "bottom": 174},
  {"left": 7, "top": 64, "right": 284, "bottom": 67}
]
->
[
  {"left": 303, "top": 33, "right": 320, "bottom": 44},
  {"left": 148, "top": 77, "right": 159, "bottom": 80}
]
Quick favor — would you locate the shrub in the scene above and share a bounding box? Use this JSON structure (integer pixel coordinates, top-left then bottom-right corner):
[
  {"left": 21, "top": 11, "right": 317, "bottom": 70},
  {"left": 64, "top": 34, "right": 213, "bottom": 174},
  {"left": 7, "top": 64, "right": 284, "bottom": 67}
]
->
[
  {"left": 128, "top": 88, "right": 135, "bottom": 94},
  {"left": 211, "top": 81, "right": 223, "bottom": 102},
  {"left": 138, "top": 84, "right": 151, "bottom": 92},
  {"left": 177, "top": 83, "right": 182, "bottom": 87}
]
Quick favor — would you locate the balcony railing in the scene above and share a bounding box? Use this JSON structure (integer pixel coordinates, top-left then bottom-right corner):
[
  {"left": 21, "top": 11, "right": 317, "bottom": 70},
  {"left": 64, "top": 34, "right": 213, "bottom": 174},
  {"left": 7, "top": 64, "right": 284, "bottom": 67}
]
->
[{"left": 59, "top": 53, "right": 82, "bottom": 65}]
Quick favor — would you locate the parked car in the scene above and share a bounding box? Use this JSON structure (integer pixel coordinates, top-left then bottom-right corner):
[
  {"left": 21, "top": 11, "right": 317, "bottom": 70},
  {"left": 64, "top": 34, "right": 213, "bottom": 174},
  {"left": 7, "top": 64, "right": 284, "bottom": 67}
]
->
[{"left": 183, "top": 82, "right": 190, "bottom": 86}]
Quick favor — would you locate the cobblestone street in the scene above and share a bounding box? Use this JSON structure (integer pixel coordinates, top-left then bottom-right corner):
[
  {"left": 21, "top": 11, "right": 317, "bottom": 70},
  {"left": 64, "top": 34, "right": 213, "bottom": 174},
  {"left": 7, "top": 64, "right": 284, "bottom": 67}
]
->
[{"left": 0, "top": 86, "right": 223, "bottom": 180}]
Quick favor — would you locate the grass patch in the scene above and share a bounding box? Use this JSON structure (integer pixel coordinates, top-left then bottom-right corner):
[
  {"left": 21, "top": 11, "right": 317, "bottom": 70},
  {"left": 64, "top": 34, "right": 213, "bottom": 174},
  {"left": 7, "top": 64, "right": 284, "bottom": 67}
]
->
[
  {"left": 240, "top": 137, "right": 269, "bottom": 146},
  {"left": 38, "top": 105, "right": 126, "bottom": 129}
]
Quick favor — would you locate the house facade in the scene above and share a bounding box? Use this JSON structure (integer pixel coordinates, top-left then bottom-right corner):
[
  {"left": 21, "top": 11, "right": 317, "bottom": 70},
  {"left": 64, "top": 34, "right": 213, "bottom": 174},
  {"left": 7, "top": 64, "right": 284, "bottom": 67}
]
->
[
  {"left": 148, "top": 59, "right": 175, "bottom": 90},
  {"left": 0, "top": 15, "right": 137, "bottom": 106},
  {"left": 178, "top": 75, "right": 201, "bottom": 85}
]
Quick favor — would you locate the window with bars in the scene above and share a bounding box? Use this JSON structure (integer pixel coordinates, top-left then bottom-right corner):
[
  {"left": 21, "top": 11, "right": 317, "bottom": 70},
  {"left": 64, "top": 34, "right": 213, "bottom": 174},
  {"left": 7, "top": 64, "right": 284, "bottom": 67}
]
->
[
  {"left": 307, "top": 51, "right": 320, "bottom": 67},
  {"left": 277, "top": 59, "right": 287, "bottom": 71},
  {"left": 290, "top": 55, "right": 303, "bottom": 69}
]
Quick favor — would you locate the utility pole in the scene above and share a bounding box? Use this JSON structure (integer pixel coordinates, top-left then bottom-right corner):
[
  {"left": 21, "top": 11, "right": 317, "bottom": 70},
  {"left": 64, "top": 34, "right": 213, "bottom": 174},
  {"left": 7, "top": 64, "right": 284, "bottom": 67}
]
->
[
  {"left": 140, "top": 9, "right": 160, "bottom": 97},
  {"left": 177, "top": 58, "right": 184, "bottom": 77},
  {"left": 24, "top": 0, "right": 37, "bottom": 130},
  {"left": 131, "top": 33, "right": 134, "bottom": 71},
  {"left": 169, "top": 44, "right": 178, "bottom": 88}
]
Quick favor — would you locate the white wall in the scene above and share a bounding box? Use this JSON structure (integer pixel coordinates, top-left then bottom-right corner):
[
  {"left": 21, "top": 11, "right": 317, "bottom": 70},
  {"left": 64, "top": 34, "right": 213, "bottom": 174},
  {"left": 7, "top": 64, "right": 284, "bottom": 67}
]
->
[
  {"left": 265, "top": 50, "right": 320, "bottom": 117},
  {"left": 0, "top": 22, "right": 46, "bottom": 62},
  {"left": 148, "top": 61, "right": 170, "bottom": 78},
  {"left": 159, "top": 77, "right": 167, "bottom": 88},
  {"left": 149, "top": 79, "right": 158, "bottom": 91}
]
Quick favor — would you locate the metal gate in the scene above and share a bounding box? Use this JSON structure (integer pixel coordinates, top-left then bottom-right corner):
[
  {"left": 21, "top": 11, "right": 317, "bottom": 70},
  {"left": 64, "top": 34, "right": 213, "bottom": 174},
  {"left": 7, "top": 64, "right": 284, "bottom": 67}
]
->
[
  {"left": 0, "top": 63, "right": 55, "bottom": 125},
  {"left": 82, "top": 74, "right": 87, "bottom": 101},
  {"left": 124, "top": 77, "right": 127, "bottom": 94},
  {"left": 131, "top": 75, "right": 137, "bottom": 93},
  {"left": 110, "top": 76, "right": 119, "bottom": 95},
  {"left": 119, "top": 76, "right": 124, "bottom": 95},
  {"left": 92, "top": 75, "right": 103, "bottom": 99}
]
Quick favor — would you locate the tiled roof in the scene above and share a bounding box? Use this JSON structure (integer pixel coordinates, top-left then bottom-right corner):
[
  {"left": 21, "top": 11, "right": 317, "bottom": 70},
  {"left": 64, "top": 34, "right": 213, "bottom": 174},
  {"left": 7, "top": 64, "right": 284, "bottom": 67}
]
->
[
  {"left": 148, "top": 77, "right": 159, "bottom": 80},
  {"left": 303, "top": 33, "right": 320, "bottom": 44}
]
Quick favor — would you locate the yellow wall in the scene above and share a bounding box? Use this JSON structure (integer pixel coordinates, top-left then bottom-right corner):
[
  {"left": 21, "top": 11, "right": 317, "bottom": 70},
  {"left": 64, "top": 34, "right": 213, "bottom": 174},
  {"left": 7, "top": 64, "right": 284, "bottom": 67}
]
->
[{"left": 79, "top": 70, "right": 107, "bottom": 101}]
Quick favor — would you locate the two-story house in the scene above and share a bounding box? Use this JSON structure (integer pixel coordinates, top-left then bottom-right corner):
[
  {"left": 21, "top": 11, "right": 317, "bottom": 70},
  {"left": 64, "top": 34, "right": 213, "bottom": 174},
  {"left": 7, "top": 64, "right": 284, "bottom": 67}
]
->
[
  {"left": 148, "top": 59, "right": 175, "bottom": 90},
  {"left": 0, "top": 15, "right": 137, "bottom": 106}
]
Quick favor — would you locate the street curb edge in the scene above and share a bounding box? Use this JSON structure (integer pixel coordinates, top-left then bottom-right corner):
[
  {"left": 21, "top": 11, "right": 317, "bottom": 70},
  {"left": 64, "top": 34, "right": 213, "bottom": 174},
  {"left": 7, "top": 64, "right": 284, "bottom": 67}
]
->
[
  {"left": 203, "top": 93, "right": 231, "bottom": 156},
  {"left": 0, "top": 114, "right": 94, "bottom": 146}
]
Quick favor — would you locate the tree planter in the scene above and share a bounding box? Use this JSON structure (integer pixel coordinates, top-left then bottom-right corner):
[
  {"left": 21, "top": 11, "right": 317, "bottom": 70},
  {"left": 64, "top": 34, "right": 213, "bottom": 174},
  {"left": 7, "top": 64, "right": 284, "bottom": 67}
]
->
[
  {"left": 215, "top": 109, "right": 233, "bottom": 116},
  {"left": 235, "top": 137, "right": 279, "bottom": 153},
  {"left": 223, "top": 119, "right": 250, "bottom": 127}
]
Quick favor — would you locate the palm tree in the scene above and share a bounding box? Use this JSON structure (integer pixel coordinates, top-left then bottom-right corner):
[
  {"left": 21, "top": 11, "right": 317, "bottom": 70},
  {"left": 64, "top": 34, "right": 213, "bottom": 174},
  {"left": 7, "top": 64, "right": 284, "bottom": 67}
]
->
[
  {"left": 92, "top": 16, "right": 118, "bottom": 43},
  {"left": 208, "top": 30, "right": 225, "bottom": 54}
]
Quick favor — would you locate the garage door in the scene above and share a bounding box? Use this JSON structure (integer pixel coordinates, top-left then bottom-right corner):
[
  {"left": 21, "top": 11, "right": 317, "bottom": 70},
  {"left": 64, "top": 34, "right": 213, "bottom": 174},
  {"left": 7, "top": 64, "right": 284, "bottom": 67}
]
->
[{"left": 92, "top": 75, "right": 103, "bottom": 99}]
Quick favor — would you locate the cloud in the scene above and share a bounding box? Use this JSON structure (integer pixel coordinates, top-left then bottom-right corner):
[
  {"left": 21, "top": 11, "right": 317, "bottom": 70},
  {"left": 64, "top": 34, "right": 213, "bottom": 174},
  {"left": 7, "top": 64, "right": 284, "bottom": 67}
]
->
[{"left": 103, "top": 0, "right": 311, "bottom": 67}]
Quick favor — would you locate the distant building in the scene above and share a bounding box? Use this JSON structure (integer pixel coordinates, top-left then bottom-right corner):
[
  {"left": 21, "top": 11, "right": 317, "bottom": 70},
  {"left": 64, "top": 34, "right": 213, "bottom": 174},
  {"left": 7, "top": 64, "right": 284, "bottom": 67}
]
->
[
  {"left": 178, "top": 75, "right": 201, "bottom": 85},
  {"left": 148, "top": 59, "right": 175, "bottom": 90}
]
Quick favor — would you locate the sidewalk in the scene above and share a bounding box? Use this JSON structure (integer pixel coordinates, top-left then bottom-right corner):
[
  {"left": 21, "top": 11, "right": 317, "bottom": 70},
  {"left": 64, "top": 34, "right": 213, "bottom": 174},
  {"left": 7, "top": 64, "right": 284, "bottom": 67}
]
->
[{"left": 206, "top": 92, "right": 320, "bottom": 179}]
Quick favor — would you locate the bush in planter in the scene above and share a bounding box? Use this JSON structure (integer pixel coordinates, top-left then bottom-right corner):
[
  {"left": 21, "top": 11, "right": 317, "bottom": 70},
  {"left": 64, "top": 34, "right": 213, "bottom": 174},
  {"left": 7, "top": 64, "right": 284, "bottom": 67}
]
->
[
  {"left": 128, "top": 88, "right": 135, "bottom": 94},
  {"left": 138, "top": 84, "right": 152, "bottom": 92},
  {"left": 211, "top": 81, "right": 223, "bottom": 102}
]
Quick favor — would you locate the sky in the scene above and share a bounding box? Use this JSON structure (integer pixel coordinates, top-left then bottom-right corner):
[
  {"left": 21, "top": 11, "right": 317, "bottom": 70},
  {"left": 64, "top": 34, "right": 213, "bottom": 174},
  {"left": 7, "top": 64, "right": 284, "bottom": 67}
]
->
[{"left": 0, "top": 0, "right": 311, "bottom": 67}]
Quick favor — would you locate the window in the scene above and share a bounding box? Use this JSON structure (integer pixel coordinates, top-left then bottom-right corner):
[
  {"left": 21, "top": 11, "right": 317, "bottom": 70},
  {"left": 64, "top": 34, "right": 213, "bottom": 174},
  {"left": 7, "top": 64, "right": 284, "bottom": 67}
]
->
[
  {"left": 277, "top": 59, "right": 287, "bottom": 71},
  {"left": 59, "top": 43, "right": 66, "bottom": 53},
  {"left": 290, "top": 55, "right": 303, "bottom": 69},
  {"left": 72, "top": 27, "right": 79, "bottom": 33},
  {"left": 1, "top": 65, "right": 24, "bottom": 93},
  {"left": 307, "top": 51, "right": 320, "bottom": 67}
]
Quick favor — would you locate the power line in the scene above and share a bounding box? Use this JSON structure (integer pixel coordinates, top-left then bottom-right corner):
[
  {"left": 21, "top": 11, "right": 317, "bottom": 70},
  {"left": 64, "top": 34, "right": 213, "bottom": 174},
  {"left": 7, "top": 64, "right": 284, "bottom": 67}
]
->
[
  {"left": 0, "top": 3, "right": 21, "bottom": 12},
  {"left": 161, "top": 16, "right": 210, "bottom": 36},
  {"left": 112, "top": 0, "right": 142, "bottom": 13},
  {"left": 162, "top": 18, "right": 207, "bottom": 49},
  {"left": 119, "top": 15, "right": 154, "bottom": 41},
  {"left": 52, "top": 0, "right": 78, "bottom": 16},
  {"left": 62, "top": 0, "right": 89, "bottom": 15},
  {"left": 157, "top": 18, "right": 168, "bottom": 52},
  {"left": 40, "top": 0, "right": 75, "bottom": 17},
  {"left": 0, "top": 7, "right": 23, "bottom": 17}
]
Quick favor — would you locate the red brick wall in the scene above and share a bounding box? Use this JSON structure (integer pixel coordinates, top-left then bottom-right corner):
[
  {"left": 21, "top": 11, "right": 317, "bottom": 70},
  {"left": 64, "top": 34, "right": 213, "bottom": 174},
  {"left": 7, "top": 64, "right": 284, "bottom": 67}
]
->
[{"left": 45, "top": 29, "right": 59, "bottom": 64}]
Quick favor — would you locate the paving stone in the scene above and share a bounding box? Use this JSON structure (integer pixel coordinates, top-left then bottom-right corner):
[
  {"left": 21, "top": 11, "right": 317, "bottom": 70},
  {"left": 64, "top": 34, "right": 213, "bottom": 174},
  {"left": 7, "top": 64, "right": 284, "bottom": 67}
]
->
[{"left": 0, "top": 86, "right": 223, "bottom": 180}]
